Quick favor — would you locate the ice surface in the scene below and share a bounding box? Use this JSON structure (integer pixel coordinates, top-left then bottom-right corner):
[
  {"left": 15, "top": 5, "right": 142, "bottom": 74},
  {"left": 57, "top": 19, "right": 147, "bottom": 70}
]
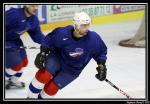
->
[{"left": 4, "top": 18, "right": 146, "bottom": 99}]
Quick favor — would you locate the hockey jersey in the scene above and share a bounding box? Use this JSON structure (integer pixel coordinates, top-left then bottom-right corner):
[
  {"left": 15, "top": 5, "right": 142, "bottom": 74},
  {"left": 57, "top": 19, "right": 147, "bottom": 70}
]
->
[
  {"left": 42, "top": 25, "right": 107, "bottom": 74},
  {"left": 5, "top": 8, "right": 44, "bottom": 47}
]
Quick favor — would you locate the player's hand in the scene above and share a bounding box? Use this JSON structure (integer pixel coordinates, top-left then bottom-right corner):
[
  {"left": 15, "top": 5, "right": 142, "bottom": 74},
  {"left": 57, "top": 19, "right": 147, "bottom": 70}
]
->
[
  {"left": 34, "top": 46, "right": 51, "bottom": 69},
  {"left": 34, "top": 52, "right": 47, "bottom": 69},
  {"left": 95, "top": 64, "right": 107, "bottom": 81}
]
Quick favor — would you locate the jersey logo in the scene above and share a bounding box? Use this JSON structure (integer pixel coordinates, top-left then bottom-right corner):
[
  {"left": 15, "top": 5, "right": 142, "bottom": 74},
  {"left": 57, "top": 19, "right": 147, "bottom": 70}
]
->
[
  {"left": 69, "top": 48, "right": 84, "bottom": 57},
  {"left": 63, "top": 38, "right": 68, "bottom": 40},
  {"left": 21, "top": 19, "right": 26, "bottom": 22}
]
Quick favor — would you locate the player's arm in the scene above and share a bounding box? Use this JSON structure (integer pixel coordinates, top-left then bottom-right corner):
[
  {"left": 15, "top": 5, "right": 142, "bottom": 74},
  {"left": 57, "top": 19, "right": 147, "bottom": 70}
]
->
[
  {"left": 6, "top": 9, "right": 18, "bottom": 27},
  {"left": 34, "top": 28, "right": 60, "bottom": 69},
  {"left": 5, "top": 9, "right": 21, "bottom": 36},
  {"left": 92, "top": 35, "right": 107, "bottom": 81},
  {"left": 27, "top": 17, "right": 45, "bottom": 44}
]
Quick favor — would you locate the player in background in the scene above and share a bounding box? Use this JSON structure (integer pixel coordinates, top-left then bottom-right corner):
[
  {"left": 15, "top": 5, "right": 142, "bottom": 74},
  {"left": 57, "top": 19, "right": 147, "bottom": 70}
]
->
[
  {"left": 5, "top": 5, "right": 45, "bottom": 89},
  {"left": 27, "top": 12, "right": 107, "bottom": 99}
]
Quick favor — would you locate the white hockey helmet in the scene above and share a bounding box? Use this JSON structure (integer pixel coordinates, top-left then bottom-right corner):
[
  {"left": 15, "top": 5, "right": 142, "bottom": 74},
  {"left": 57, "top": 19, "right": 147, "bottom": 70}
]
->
[{"left": 73, "top": 12, "right": 91, "bottom": 29}]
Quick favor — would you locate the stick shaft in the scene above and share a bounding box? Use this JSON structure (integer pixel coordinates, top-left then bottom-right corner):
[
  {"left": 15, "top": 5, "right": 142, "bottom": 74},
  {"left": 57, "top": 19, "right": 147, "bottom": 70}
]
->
[
  {"left": 105, "top": 79, "right": 133, "bottom": 99},
  {"left": 5, "top": 46, "right": 40, "bottom": 49}
]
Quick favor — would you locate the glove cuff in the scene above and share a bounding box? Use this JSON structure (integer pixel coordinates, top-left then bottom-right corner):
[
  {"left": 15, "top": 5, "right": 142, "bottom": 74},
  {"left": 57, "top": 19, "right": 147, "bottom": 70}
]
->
[
  {"left": 97, "top": 59, "right": 106, "bottom": 66},
  {"left": 40, "top": 46, "right": 51, "bottom": 54}
]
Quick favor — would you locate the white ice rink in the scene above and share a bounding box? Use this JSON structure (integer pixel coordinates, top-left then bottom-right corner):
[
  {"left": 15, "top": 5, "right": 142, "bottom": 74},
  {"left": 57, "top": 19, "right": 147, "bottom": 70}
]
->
[{"left": 5, "top": 18, "right": 146, "bottom": 100}]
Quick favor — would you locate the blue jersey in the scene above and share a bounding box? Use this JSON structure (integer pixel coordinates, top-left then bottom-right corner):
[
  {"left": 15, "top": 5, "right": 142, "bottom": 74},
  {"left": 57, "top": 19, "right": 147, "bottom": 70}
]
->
[
  {"left": 5, "top": 8, "right": 44, "bottom": 47},
  {"left": 42, "top": 25, "right": 107, "bottom": 74}
]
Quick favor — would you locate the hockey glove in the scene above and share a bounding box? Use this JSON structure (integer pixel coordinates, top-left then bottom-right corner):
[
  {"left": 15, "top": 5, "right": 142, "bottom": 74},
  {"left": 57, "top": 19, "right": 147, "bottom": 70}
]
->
[
  {"left": 34, "top": 46, "right": 51, "bottom": 69},
  {"left": 95, "top": 64, "right": 107, "bottom": 81}
]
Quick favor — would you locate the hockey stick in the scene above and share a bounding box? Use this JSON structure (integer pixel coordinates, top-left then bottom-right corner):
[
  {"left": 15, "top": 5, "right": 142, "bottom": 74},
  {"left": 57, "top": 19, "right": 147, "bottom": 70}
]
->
[
  {"left": 5, "top": 46, "right": 40, "bottom": 49},
  {"left": 105, "top": 78, "right": 133, "bottom": 99}
]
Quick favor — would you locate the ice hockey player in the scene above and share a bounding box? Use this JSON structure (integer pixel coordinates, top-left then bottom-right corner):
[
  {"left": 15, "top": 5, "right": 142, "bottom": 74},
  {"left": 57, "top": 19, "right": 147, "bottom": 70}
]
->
[
  {"left": 5, "top": 5, "right": 45, "bottom": 89},
  {"left": 27, "top": 12, "right": 107, "bottom": 99}
]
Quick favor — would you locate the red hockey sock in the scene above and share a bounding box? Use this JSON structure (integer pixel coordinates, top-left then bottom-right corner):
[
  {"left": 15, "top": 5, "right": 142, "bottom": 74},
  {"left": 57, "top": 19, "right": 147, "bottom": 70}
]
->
[
  {"left": 35, "top": 69, "right": 53, "bottom": 84},
  {"left": 43, "top": 81, "right": 59, "bottom": 96}
]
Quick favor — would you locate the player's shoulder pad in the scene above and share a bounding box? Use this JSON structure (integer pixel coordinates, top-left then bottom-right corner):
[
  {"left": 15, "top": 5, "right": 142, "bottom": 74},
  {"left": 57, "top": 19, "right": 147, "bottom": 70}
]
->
[
  {"left": 6, "top": 8, "right": 19, "bottom": 16},
  {"left": 30, "top": 14, "right": 39, "bottom": 21},
  {"left": 88, "top": 31, "right": 102, "bottom": 40},
  {"left": 6, "top": 8, "right": 24, "bottom": 20},
  {"left": 51, "top": 25, "right": 73, "bottom": 36}
]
